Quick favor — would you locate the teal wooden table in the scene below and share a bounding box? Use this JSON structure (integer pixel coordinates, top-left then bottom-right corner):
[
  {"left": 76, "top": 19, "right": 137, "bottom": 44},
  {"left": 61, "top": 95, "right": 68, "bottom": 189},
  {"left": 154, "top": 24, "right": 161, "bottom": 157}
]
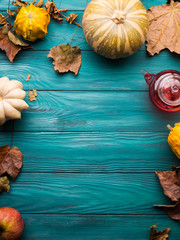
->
[{"left": 0, "top": 0, "right": 180, "bottom": 239}]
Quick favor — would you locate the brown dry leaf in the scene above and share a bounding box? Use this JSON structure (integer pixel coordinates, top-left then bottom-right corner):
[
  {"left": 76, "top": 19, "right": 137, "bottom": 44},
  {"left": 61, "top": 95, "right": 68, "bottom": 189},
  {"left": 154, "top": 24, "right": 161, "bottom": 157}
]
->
[
  {"left": 33, "top": 88, "right": 37, "bottom": 97},
  {"left": 0, "top": 25, "right": 31, "bottom": 62},
  {"left": 0, "top": 176, "right": 10, "bottom": 193},
  {"left": 0, "top": 13, "right": 8, "bottom": 25},
  {"left": 12, "top": 0, "right": 29, "bottom": 7},
  {"left": 7, "top": 9, "right": 16, "bottom": 17},
  {"left": 45, "top": 0, "right": 67, "bottom": 22},
  {"left": 36, "top": 0, "right": 43, "bottom": 7},
  {"left": 155, "top": 201, "right": 180, "bottom": 222},
  {"left": 147, "top": 0, "right": 180, "bottom": 56},
  {"left": 66, "top": 13, "right": 79, "bottom": 24},
  {"left": 0, "top": 145, "right": 23, "bottom": 181},
  {"left": 149, "top": 224, "right": 170, "bottom": 240},
  {"left": 29, "top": 89, "right": 37, "bottom": 101},
  {"left": 32, "top": 0, "right": 37, "bottom": 4},
  {"left": 156, "top": 170, "right": 180, "bottom": 201},
  {"left": 48, "top": 43, "right": 82, "bottom": 75},
  {"left": 26, "top": 73, "right": 31, "bottom": 81}
]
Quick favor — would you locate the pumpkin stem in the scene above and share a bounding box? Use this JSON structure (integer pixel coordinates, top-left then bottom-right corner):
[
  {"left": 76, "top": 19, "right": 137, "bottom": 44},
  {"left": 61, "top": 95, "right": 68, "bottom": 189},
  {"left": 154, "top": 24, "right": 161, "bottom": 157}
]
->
[
  {"left": 167, "top": 124, "right": 173, "bottom": 131},
  {"left": 112, "top": 13, "right": 126, "bottom": 24}
]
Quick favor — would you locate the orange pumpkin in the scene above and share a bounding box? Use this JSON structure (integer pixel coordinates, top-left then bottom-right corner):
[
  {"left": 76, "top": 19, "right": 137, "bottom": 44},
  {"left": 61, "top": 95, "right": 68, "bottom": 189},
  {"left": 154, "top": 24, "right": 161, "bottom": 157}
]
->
[{"left": 14, "top": 4, "right": 50, "bottom": 42}]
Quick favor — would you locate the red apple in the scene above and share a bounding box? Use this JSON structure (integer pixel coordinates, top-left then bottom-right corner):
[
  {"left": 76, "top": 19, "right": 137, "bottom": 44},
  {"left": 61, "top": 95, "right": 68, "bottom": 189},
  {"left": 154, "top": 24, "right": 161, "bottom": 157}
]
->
[{"left": 0, "top": 207, "right": 24, "bottom": 240}]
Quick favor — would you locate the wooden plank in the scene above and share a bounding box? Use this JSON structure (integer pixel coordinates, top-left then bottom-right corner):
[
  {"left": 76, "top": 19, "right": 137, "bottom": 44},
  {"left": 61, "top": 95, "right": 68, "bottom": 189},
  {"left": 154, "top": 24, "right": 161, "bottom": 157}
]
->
[
  {"left": 0, "top": 0, "right": 168, "bottom": 11},
  {"left": 0, "top": 50, "right": 179, "bottom": 91},
  {"left": 0, "top": 173, "right": 173, "bottom": 214},
  {"left": 19, "top": 214, "right": 180, "bottom": 240},
  {"left": 0, "top": 132, "right": 178, "bottom": 173},
  {"left": 1, "top": 91, "right": 179, "bottom": 132}
]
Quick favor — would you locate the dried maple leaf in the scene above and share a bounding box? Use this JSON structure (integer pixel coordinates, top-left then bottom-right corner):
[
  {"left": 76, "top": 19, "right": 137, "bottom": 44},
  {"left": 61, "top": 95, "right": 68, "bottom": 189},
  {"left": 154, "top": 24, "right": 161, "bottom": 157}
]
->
[
  {"left": 48, "top": 43, "right": 82, "bottom": 75},
  {"left": 12, "top": 0, "right": 29, "bottom": 7},
  {"left": 147, "top": 0, "right": 180, "bottom": 55},
  {"left": 149, "top": 224, "right": 170, "bottom": 240},
  {"left": 0, "top": 13, "right": 8, "bottom": 25},
  {"left": 29, "top": 88, "right": 37, "bottom": 101},
  {"left": 66, "top": 13, "right": 79, "bottom": 24},
  {"left": 156, "top": 170, "right": 180, "bottom": 201},
  {"left": 36, "top": 0, "right": 43, "bottom": 7},
  {"left": 0, "top": 25, "right": 31, "bottom": 62},
  {"left": 155, "top": 201, "right": 180, "bottom": 222},
  {"left": 0, "top": 145, "right": 23, "bottom": 181},
  {"left": 0, "top": 176, "right": 10, "bottom": 193},
  {"left": 26, "top": 73, "right": 31, "bottom": 81}
]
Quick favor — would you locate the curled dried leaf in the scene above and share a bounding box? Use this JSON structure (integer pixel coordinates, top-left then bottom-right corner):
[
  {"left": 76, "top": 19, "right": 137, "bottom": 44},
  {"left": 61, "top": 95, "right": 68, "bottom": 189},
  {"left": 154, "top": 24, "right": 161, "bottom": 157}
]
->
[
  {"left": 29, "top": 89, "right": 37, "bottom": 101},
  {"left": 12, "top": 0, "right": 29, "bottom": 7},
  {"left": 66, "top": 13, "right": 79, "bottom": 24},
  {"left": 26, "top": 73, "right": 31, "bottom": 81},
  {"left": 48, "top": 43, "right": 82, "bottom": 76},
  {"left": 147, "top": 0, "right": 180, "bottom": 55},
  {"left": 149, "top": 224, "right": 170, "bottom": 240},
  {"left": 8, "top": 31, "right": 31, "bottom": 47},
  {"left": 0, "top": 176, "right": 10, "bottom": 193},
  {"left": 36, "top": 0, "right": 43, "bottom": 7},
  {"left": 155, "top": 201, "right": 180, "bottom": 222},
  {"left": 45, "top": 0, "right": 67, "bottom": 22},
  {"left": 0, "top": 13, "right": 7, "bottom": 25},
  {"left": 7, "top": 9, "right": 16, "bottom": 17},
  {"left": 0, "top": 145, "right": 23, "bottom": 181},
  {"left": 33, "top": 88, "right": 37, "bottom": 97}
]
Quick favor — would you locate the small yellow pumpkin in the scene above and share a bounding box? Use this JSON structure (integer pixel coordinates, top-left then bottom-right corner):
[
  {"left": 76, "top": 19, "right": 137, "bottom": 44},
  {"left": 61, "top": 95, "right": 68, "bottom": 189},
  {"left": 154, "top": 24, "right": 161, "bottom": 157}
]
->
[
  {"left": 167, "top": 123, "right": 180, "bottom": 159},
  {"left": 14, "top": 4, "right": 50, "bottom": 42}
]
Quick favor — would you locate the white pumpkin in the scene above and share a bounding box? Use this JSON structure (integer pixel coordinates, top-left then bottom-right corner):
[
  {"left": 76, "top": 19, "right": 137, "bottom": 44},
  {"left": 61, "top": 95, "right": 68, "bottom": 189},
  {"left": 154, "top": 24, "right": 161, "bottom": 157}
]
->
[
  {"left": 0, "top": 77, "right": 29, "bottom": 126},
  {"left": 82, "top": 0, "right": 149, "bottom": 59}
]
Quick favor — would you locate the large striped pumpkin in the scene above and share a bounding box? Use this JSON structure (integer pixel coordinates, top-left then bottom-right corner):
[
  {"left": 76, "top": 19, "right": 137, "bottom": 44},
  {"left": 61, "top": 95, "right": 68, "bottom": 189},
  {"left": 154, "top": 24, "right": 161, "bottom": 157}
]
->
[{"left": 82, "top": 0, "right": 149, "bottom": 59}]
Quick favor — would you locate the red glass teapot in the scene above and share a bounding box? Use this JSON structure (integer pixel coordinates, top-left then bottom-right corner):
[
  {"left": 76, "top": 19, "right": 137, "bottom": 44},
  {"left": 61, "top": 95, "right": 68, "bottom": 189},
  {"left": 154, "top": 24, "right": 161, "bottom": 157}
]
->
[{"left": 142, "top": 69, "right": 180, "bottom": 112}]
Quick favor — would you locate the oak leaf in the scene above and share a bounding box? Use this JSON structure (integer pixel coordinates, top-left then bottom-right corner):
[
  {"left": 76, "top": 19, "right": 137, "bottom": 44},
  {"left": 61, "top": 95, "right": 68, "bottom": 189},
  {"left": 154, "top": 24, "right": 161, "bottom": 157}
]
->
[
  {"left": 0, "top": 176, "right": 10, "bottom": 193},
  {"left": 0, "top": 25, "right": 31, "bottom": 62},
  {"left": 149, "top": 224, "right": 170, "bottom": 240},
  {"left": 48, "top": 43, "right": 82, "bottom": 75},
  {"left": 156, "top": 170, "right": 180, "bottom": 201},
  {"left": 0, "top": 145, "right": 23, "bottom": 181},
  {"left": 147, "top": 0, "right": 180, "bottom": 55}
]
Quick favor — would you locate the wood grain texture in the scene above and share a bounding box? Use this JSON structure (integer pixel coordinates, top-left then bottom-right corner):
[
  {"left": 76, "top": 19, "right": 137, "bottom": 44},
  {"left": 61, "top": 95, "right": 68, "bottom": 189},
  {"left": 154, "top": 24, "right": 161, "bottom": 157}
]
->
[
  {"left": 0, "top": 91, "right": 179, "bottom": 132},
  {"left": 19, "top": 214, "right": 180, "bottom": 240},
  {"left": 0, "top": 0, "right": 169, "bottom": 11},
  {"left": 0, "top": 173, "right": 173, "bottom": 214},
  {"left": 0, "top": 50, "right": 179, "bottom": 91},
  {"left": 0, "top": 132, "right": 178, "bottom": 173}
]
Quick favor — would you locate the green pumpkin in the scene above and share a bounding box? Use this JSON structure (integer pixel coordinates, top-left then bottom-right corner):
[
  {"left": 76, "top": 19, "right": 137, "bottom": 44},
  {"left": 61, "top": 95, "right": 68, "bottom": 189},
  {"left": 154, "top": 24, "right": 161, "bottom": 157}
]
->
[{"left": 82, "top": 0, "right": 149, "bottom": 59}]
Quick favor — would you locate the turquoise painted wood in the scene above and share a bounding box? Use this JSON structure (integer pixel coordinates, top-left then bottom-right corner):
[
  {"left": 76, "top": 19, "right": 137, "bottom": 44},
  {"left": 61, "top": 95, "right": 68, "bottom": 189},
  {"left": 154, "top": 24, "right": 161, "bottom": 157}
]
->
[
  {"left": 19, "top": 215, "right": 180, "bottom": 240},
  {"left": 0, "top": 0, "right": 180, "bottom": 240},
  {"left": 0, "top": 132, "right": 179, "bottom": 173}
]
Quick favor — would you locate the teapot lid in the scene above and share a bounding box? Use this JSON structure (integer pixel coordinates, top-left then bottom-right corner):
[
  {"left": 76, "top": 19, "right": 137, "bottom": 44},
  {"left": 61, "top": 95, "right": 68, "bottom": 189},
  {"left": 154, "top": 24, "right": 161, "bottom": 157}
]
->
[{"left": 156, "top": 72, "right": 180, "bottom": 106}]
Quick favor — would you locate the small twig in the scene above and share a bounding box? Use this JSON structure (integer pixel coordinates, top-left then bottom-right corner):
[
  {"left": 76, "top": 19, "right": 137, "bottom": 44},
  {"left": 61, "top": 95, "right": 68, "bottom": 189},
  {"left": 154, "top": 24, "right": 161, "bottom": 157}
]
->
[{"left": 167, "top": 124, "right": 173, "bottom": 131}]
